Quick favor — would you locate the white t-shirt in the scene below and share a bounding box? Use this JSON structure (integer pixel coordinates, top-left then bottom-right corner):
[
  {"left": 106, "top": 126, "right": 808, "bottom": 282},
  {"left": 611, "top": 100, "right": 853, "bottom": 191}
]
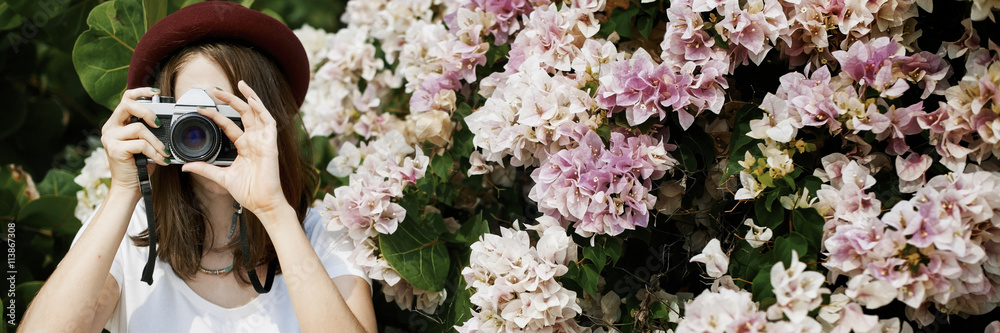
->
[{"left": 72, "top": 201, "right": 368, "bottom": 333}]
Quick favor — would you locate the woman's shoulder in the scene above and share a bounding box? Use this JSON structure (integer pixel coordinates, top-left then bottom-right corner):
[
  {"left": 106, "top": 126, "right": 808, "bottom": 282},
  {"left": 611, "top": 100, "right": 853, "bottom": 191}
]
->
[{"left": 301, "top": 207, "right": 329, "bottom": 242}]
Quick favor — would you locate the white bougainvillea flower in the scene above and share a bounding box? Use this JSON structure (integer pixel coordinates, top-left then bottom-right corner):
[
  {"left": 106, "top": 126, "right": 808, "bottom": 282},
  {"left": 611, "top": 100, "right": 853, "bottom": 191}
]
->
[
  {"left": 780, "top": 188, "right": 817, "bottom": 210},
  {"left": 734, "top": 171, "right": 764, "bottom": 200},
  {"left": 845, "top": 274, "right": 896, "bottom": 309},
  {"left": 690, "top": 238, "right": 729, "bottom": 278},
  {"left": 743, "top": 218, "right": 773, "bottom": 248},
  {"left": 768, "top": 250, "right": 829, "bottom": 323},
  {"left": 327, "top": 142, "right": 362, "bottom": 177}
]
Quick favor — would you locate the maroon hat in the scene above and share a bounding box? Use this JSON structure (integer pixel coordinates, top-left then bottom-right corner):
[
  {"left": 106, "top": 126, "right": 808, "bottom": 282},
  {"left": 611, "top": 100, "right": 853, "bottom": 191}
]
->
[{"left": 127, "top": 1, "right": 310, "bottom": 107}]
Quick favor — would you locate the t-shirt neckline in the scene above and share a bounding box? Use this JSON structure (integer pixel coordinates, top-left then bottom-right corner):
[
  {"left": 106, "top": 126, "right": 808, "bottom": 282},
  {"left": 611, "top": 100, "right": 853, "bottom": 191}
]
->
[{"left": 164, "top": 262, "right": 283, "bottom": 317}]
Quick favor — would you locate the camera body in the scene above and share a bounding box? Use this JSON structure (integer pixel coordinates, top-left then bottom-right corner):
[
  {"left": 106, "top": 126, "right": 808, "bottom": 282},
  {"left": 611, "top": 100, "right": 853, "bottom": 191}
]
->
[{"left": 133, "top": 88, "right": 242, "bottom": 165}]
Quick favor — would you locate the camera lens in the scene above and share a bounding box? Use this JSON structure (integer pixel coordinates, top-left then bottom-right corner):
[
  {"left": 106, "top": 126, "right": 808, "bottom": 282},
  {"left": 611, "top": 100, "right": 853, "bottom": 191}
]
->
[
  {"left": 170, "top": 113, "right": 220, "bottom": 162},
  {"left": 182, "top": 126, "right": 207, "bottom": 150}
]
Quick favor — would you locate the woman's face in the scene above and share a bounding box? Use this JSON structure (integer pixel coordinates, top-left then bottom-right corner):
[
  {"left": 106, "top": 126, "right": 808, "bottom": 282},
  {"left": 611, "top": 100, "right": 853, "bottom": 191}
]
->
[{"left": 173, "top": 54, "right": 235, "bottom": 196}]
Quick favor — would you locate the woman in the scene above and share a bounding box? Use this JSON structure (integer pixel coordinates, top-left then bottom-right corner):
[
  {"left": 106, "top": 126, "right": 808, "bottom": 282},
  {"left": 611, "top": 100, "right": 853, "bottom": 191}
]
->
[{"left": 20, "top": 2, "right": 377, "bottom": 332}]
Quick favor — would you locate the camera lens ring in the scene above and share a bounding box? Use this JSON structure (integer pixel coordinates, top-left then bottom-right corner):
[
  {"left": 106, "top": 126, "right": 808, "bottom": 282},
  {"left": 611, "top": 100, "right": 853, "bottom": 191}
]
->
[{"left": 170, "top": 113, "right": 221, "bottom": 163}]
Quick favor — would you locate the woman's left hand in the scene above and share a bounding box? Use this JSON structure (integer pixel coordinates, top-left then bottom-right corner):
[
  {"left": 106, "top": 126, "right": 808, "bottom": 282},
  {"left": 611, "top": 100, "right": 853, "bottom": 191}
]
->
[{"left": 181, "top": 80, "right": 290, "bottom": 220}]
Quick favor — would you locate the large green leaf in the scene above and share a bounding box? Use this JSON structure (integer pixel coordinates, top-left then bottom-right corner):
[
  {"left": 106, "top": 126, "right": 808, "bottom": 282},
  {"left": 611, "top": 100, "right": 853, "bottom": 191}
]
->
[
  {"left": 0, "top": 166, "right": 31, "bottom": 220},
  {"left": 14, "top": 281, "right": 44, "bottom": 319},
  {"left": 448, "top": 212, "right": 487, "bottom": 246},
  {"left": 72, "top": 0, "right": 144, "bottom": 110},
  {"left": 17, "top": 195, "right": 78, "bottom": 231},
  {"left": 37, "top": 169, "right": 83, "bottom": 197},
  {"left": 0, "top": 2, "right": 22, "bottom": 31},
  {"left": 379, "top": 220, "right": 450, "bottom": 291},
  {"left": 142, "top": 0, "right": 166, "bottom": 31}
]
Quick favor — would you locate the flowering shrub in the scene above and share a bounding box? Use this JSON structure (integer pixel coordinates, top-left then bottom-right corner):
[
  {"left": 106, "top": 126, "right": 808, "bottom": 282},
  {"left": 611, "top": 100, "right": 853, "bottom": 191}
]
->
[{"left": 68, "top": 0, "right": 1000, "bottom": 331}]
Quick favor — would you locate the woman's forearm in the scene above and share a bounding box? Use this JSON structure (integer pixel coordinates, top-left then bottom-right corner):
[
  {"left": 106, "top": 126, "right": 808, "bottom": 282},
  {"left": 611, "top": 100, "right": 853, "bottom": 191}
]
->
[
  {"left": 20, "top": 186, "right": 140, "bottom": 331},
  {"left": 259, "top": 205, "right": 374, "bottom": 333}
]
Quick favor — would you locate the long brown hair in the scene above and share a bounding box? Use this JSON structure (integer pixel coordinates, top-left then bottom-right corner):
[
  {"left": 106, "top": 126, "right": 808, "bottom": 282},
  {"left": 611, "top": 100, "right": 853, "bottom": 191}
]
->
[{"left": 132, "top": 42, "right": 317, "bottom": 284}]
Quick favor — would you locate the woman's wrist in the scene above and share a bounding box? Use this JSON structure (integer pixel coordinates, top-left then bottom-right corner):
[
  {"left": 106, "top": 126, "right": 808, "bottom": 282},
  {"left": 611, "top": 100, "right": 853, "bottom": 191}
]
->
[
  {"left": 255, "top": 203, "right": 297, "bottom": 229},
  {"left": 106, "top": 182, "right": 143, "bottom": 207}
]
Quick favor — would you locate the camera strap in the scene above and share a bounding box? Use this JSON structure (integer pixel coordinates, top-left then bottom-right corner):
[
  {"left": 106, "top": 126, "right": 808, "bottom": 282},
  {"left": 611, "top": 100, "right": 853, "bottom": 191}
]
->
[
  {"left": 135, "top": 157, "right": 276, "bottom": 293},
  {"left": 136, "top": 157, "right": 158, "bottom": 285},
  {"left": 234, "top": 201, "right": 277, "bottom": 293}
]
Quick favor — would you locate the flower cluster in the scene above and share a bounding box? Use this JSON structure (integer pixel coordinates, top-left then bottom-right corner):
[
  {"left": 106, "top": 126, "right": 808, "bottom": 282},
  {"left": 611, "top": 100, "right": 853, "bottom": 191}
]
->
[
  {"left": 456, "top": 217, "right": 586, "bottom": 332},
  {"left": 301, "top": 0, "right": 466, "bottom": 139},
  {"left": 595, "top": 47, "right": 707, "bottom": 129},
  {"left": 467, "top": 63, "right": 598, "bottom": 168},
  {"left": 818, "top": 153, "right": 1000, "bottom": 324},
  {"left": 737, "top": 36, "right": 950, "bottom": 200},
  {"left": 528, "top": 128, "right": 676, "bottom": 237},
  {"left": 279, "top": 0, "right": 1000, "bottom": 330},
  {"left": 922, "top": 39, "right": 1000, "bottom": 169},
  {"left": 299, "top": 24, "right": 397, "bottom": 138},
  {"left": 320, "top": 131, "right": 447, "bottom": 312},
  {"left": 683, "top": 250, "right": 911, "bottom": 332},
  {"left": 73, "top": 147, "right": 111, "bottom": 222},
  {"left": 750, "top": 37, "right": 949, "bottom": 148},
  {"left": 466, "top": 1, "right": 609, "bottom": 168}
]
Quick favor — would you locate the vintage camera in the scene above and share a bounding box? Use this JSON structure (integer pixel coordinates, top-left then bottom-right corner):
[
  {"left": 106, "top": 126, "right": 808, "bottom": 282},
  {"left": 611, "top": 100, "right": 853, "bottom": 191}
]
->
[{"left": 133, "top": 88, "right": 242, "bottom": 165}]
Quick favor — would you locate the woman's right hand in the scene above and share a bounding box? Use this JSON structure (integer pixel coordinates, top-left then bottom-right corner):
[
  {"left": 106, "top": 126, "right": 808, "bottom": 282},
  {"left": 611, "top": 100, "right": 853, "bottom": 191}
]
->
[{"left": 100, "top": 87, "right": 171, "bottom": 194}]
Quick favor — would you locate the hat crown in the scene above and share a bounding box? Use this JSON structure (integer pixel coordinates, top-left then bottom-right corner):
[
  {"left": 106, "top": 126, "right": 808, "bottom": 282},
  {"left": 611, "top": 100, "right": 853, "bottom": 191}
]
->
[{"left": 127, "top": 1, "right": 310, "bottom": 107}]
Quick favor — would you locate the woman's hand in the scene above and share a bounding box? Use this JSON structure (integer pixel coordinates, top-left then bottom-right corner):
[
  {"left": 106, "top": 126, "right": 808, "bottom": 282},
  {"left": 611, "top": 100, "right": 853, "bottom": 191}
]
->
[
  {"left": 101, "top": 87, "right": 171, "bottom": 195},
  {"left": 181, "top": 80, "right": 290, "bottom": 222}
]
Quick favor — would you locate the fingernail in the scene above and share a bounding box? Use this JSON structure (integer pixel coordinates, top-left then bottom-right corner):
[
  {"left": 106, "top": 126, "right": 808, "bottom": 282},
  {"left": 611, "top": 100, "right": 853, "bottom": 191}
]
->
[
  {"left": 164, "top": 157, "right": 171, "bottom": 164},
  {"left": 151, "top": 87, "right": 160, "bottom": 93},
  {"left": 215, "top": 87, "right": 223, "bottom": 91},
  {"left": 154, "top": 117, "right": 162, "bottom": 127},
  {"left": 164, "top": 147, "right": 171, "bottom": 156}
]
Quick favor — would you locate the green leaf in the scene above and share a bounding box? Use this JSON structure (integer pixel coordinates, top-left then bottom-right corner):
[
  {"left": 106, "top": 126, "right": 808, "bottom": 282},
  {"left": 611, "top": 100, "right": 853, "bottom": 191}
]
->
[
  {"left": 678, "top": 144, "right": 699, "bottom": 172},
  {"left": 579, "top": 262, "right": 600, "bottom": 297},
  {"left": 597, "top": 19, "right": 617, "bottom": 38},
  {"left": 239, "top": 0, "right": 255, "bottom": 8},
  {"left": 17, "top": 196, "right": 78, "bottom": 231},
  {"left": 451, "top": 126, "right": 475, "bottom": 160},
  {"left": 751, "top": 266, "right": 774, "bottom": 302},
  {"left": 757, "top": 172, "right": 774, "bottom": 188},
  {"left": 650, "top": 301, "right": 671, "bottom": 320},
  {"left": 258, "top": 8, "right": 285, "bottom": 25},
  {"left": 379, "top": 220, "right": 450, "bottom": 291},
  {"left": 764, "top": 190, "right": 780, "bottom": 211},
  {"left": 773, "top": 233, "right": 809, "bottom": 267},
  {"left": 791, "top": 208, "right": 824, "bottom": 252},
  {"left": 610, "top": 5, "right": 640, "bottom": 39},
  {"left": 723, "top": 104, "right": 764, "bottom": 180},
  {"left": 14, "top": 281, "right": 44, "bottom": 315},
  {"left": 713, "top": 33, "right": 730, "bottom": 49},
  {"left": 754, "top": 194, "right": 783, "bottom": 228},
  {"left": 595, "top": 123, "right": 611, "bottom": 141},
  {"left": 454, "top": 103, "right": 473, "bottom": 120},
  {"left": 1, "top": 167, "right": 31, "bottom": 220},
  {"left": 603, "top": 237, "right": 624, "bottom": 265},
  {"left": 582, "top": 246, "right": 607, "bottom": 272},
  {"left": 451, "top": 212, "right": 487, "bottom": 246},
  {"left": 0, "top": 2, "right": 22, "bottom": 31},
  {"left": 142, "top": 0, "right": 167, "bottom": 31},
  {"left": 802, "top": 175, "right": 823, "bottom": 196},
  {"left": 431, "top": 151, "right": 454, "bottom": 178},
  {"left": 36, "top": 170, "right": 82, "bottom": 197},
  {"left": 444, "top": 270, "right": 473, "bottom": 327},
  {"left": 728, "top": 241, "right": 765, "bottom": 283},
  {"left": 72, "top": 0, "right": 145, "bottom": 110},
  {"left": 637, "top": 15, "right": 654, "bottom": 39}
]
